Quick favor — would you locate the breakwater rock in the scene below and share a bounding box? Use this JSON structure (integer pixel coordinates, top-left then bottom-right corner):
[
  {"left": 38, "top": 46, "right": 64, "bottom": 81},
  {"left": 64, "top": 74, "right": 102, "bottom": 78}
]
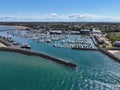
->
[{"left": 0, "top": 47, "right": 77, "bottom": 68}]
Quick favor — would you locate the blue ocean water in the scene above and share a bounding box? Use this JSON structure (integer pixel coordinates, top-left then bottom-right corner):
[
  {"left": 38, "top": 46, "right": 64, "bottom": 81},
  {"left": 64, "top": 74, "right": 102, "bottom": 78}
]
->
[{"left": 0, "top": 51, "right": 120, "bottom": 90}]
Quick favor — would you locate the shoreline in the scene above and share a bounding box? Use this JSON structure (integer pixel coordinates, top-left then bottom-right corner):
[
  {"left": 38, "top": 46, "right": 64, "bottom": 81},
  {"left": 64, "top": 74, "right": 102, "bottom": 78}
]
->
[
  {"left": 13, "top": 25, "right": 30, "bottom": 30},
  {"left": 0, "top": 25, "right": 30, "bottom": 30},
  {"left": 0, "top": 26, "right": 120, "bottom": 67},
  {"left": 99, "top": 48, "right": 120, "bottom": 64}
]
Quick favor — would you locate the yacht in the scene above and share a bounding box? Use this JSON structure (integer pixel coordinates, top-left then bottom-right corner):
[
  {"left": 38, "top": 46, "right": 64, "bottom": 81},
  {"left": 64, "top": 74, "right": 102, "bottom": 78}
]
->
[{"left": 20, "top": 43, "right": 31, "bottom": 49}]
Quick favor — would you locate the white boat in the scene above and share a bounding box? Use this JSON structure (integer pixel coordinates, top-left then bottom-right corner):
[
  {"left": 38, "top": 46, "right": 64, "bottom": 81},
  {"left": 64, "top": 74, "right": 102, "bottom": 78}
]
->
[{"left": 20, "top": 43, "right": 31, "bottom": 49}]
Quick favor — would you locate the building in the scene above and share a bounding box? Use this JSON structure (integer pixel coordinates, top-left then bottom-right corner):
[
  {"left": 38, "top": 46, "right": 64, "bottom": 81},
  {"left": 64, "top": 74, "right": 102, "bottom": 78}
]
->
[
  {"left": 71, "top": 31, "right": 80, "bottom": 35},
  {"left": 49, "top": 30, "right": 62, "bottom": 34},
  {"left": 95, "top": 36, "right": 104, "bottom": 44},
  {"left": 114, "top": 41, "right": 120, "bottom": 47},
  {"left": 80, "top": 29, "right": 90, "bottom": 35},
  {"left": 92, "top": 29, "right": 101, "bottom": 35}
]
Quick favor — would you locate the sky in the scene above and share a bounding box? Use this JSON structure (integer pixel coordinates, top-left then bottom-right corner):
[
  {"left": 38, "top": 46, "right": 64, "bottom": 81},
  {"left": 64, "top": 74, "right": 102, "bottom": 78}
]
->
[{"left": 0, "top": 0, "right": 120, "bottom": 22}]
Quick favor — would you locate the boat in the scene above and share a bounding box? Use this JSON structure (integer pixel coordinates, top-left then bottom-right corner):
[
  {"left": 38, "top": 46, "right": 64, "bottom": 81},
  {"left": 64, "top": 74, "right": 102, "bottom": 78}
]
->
[
  {"left": 12, "top": 42, "right": 19, "bottom": 45},
  {"left": 46, "top": 40, "right": 51, "bottom": 43},
  {"left": 20, "top": 43, "right": 31, "bottom": 49},
  {"left": 31, "top": 37, "right": 39, "bottom": 40},
  {"left": 53, "top": 44, "right": 60, "bottom": 48}
]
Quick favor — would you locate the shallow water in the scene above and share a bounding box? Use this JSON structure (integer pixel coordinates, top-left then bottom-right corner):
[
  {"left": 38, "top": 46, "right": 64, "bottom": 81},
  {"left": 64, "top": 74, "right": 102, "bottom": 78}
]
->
[{"left": 0, "top": 25, "right": 16, "bottom": 30}]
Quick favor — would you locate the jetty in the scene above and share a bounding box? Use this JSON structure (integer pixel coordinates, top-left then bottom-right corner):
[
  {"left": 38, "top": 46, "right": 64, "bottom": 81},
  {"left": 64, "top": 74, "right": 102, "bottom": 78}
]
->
[
  {"left": 0, "top": 37, "right": 13, "bottom": 46},
  {"left": 71, "top": 47, "right": 97, "bottom": 51},
  {"left": 99, "top": 48, "right": 120, "bottom": 64},
  {"left": 0, "top": 47, "right": 76, "bottom": 68}
]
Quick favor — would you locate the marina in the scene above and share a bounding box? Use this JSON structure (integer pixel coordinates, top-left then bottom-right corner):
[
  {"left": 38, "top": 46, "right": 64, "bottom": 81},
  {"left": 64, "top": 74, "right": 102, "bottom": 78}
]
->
[
  {"left": 1, "top": 0, "right": 120, "bottom": 89},
  {"left": 5, "top": 30, "right": 96, "bottom": 49},
  {"left": 0, "top": 35, "right": 76, "bottom": 68},
  {"left": 0, "top": 26, "right": 120, "bottom": 89}
]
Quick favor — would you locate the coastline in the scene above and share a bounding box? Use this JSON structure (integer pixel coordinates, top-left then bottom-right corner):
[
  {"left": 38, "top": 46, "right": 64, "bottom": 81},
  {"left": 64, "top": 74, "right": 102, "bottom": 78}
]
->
[
  {"left": 13, "top": 25, "right": 30, "bottom": 30},
  {"left": 0, "top": 31, "right": 120, "bottom": 67},
  {"left": 0, "top": 25, "right": 30, "bottom": 30},
  {"left": 0, "top": 25, "right": 120, "bottom": 67},
  {"left": 99, "top": 48, "right": 120, "bottom": 64}
]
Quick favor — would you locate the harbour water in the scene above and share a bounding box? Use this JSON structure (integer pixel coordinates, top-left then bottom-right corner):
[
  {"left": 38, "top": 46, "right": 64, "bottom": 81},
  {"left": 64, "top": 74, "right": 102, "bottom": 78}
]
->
[
  {"left": 0, "top": 26, "right": 120, "bottom": 90},
  {"left": 0, "top": 25, "right": 16, "bottom": 31}
]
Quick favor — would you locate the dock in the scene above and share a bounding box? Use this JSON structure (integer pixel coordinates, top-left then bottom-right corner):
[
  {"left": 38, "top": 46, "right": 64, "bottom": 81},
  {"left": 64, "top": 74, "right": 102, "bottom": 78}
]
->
[{"left": 71, "top": 47, "right": 98, "bottom": 51}]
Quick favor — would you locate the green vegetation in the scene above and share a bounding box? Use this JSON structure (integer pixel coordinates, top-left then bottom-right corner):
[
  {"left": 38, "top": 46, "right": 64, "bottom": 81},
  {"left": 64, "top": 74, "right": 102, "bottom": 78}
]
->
[
  {"left": 1, "top": 22, "right": 120, "bottom": 32},
  {"left": 50, "top": 24, "right": 69, "bottom": 30},
  {"left": 106, "top": 33, "right": 120, "bottom": 44},
  {"left": 99, "top": 44, "right": 113, "bottom": 48}
]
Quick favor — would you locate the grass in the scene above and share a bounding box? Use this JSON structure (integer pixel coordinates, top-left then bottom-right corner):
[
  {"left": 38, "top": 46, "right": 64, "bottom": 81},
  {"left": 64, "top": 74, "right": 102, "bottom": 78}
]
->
[{"left": 99, "top": 44, "right": 113, "bottom": 48}]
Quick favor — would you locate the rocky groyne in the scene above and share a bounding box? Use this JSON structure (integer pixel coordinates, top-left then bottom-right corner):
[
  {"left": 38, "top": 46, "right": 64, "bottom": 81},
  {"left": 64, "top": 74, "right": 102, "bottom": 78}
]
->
[
  {"left": 99, "top": 48, "right": 120, "bottom": 64},
  {"left": 0, "top": 47, "right": 77, "bottom": 68}
]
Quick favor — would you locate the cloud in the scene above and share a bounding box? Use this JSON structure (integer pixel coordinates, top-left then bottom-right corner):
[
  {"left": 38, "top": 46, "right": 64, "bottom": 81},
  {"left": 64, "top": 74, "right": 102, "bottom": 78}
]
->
[
  {"left": 68, "top": 13, "right": 120, "bottom": 21},
  {"left": 0, "top": 16, "right": 15, "bottom": 19},
  {"left": 48, "top": 13, "right": 120, "bottom": 22},
  {"left": 50, "top": 13, "right": 59, "bottom": 17},
  {"left": 0, "top": 13, "right": 120, "bottom": 22},
  {"left": 0, "top": 16, "right": 18, "bottom": 21},
  {"left": 46, "top": 13, "right": 67, "bottom": 21},
  {"left": 0, "top": 16, "right": 43, "bottom": 21}
]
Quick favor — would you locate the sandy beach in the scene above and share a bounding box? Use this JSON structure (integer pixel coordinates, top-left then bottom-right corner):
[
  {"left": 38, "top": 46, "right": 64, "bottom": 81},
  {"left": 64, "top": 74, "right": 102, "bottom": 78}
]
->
[
  {"left": 108, "top": 50, "right": 120, "bottom": 59},
  {"left": 0, "top": 43, "right": 6, "bottom": 47},
  {"left": 0, "top": 25, "right": 30, "bottom": 30},
  {"left": 14, "top": 26, "right": 30, "bottom": 30}
]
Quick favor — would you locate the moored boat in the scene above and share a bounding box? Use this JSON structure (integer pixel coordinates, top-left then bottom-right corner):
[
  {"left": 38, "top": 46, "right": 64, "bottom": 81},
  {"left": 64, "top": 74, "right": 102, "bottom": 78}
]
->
[{"left": 20, "top": 43, "right": 31, "bottom": 49}]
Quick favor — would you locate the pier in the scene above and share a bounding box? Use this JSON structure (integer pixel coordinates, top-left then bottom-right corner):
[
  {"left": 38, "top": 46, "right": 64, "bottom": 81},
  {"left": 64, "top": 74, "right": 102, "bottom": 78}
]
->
[
  {"left": 0, "top": 47, "right": 76, "bottom": 68},
  {"left": 90, "top": 36, "right": 98, "bottom": 46}
]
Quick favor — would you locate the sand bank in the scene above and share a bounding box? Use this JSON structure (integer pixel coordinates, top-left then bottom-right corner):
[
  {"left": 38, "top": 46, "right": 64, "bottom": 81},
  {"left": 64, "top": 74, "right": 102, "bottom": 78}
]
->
[
  {"left": 0, "top": 43, "right": 6, "bottom": 47},
  {"left": 108, "top": 50, "right": 120, "bottom": 59},
  {"left": 14, "top": 26, "right": 30, "bottom": 30}
]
